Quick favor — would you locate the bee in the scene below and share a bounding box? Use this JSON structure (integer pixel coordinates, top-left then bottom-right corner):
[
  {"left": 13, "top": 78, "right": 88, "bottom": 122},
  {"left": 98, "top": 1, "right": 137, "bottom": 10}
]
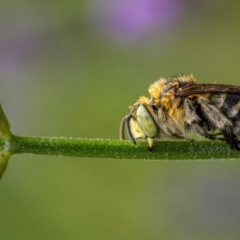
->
[{"left": 120, "top": 74, "right": 240, "bottom": 150}]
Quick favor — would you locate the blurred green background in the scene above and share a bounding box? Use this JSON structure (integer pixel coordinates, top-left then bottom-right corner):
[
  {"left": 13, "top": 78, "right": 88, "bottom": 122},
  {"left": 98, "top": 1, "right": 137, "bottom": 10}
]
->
[{"left": 1, "top": 0, "right": 240, "bottom": 239}]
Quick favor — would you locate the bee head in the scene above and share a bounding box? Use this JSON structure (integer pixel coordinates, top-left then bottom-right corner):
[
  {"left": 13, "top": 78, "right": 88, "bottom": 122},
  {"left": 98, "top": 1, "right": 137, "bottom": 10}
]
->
[{"left": 120, "top": 98, "right": 159, "bottom": 150}]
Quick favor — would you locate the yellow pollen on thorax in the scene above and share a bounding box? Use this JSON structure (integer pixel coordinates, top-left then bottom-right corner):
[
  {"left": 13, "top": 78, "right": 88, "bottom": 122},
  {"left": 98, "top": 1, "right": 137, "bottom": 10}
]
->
[{"left": 168, "top": 99, "right": 186, "bottom": 132}]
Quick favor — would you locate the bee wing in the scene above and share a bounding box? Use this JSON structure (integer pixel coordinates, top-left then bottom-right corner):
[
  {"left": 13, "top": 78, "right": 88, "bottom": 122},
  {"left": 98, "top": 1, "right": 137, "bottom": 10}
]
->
[{"left": 175, "top": 84, "right": 240, "bottom": 97}]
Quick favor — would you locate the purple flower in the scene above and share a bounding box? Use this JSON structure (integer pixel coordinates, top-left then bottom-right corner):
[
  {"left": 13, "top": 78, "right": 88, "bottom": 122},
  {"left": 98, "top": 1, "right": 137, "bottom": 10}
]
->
[
  {"left": 91, "top": 0, "right": 184, "bottom": 42},
  {"left": 0, "top": 26, "right": 42, "bottom": 77}
]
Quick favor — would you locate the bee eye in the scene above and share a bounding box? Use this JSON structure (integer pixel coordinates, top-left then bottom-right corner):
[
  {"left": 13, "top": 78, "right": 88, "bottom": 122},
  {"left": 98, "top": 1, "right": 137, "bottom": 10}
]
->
[{"left": 136, "top": 104, "right": 159, "bottom": 138}]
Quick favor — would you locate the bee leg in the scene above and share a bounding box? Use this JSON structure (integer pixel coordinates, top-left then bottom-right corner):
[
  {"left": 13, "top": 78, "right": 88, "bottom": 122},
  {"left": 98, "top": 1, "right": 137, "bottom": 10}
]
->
[
  {"left": 182, "top": 137, "right": 195, "bottom": 143},
  {"left": 208, "top": 132, "right": 222, "bottom": 137},
  {"left": 171, "top": 134, "right": 194, "bottom": 142},
  {"left": 222, "top": 128, "right": 240, "bottom": 151},
  {"left": 205, "top": 132, "right": 224, "bottom": 141},
  {"left": 206, "top": 136, "right": 225, "bottom": 141},
  {"left": 147, "top": 138, "right": 154, "bottom": 151}
]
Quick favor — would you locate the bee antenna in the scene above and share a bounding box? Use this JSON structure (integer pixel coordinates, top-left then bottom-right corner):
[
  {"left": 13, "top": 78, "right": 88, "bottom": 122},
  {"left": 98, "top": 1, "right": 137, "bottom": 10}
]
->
[
  {"left": 126, "top": 115, "right": 136, "bottom": 144},
  {"left": 119, "top": 114, "right": 136, "bottom": 144},
  {"left": 119, "top": 115, "right": 127, "bottom": 140}
]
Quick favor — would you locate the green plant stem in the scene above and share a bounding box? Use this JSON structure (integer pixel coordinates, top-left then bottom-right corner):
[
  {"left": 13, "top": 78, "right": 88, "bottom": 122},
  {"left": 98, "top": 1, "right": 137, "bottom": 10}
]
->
[{"left": 9, "top": 135, "right": 240, "bottom": 160}]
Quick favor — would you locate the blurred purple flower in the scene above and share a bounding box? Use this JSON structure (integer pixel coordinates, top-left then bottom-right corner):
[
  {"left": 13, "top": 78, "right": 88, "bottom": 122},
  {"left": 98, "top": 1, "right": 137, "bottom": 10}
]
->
[
  {"left": 0, "top": 27, "right": 42, "bottom": 77},
  {"left": 92, "top": 0, "right": 184, "bottom": 42}
]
